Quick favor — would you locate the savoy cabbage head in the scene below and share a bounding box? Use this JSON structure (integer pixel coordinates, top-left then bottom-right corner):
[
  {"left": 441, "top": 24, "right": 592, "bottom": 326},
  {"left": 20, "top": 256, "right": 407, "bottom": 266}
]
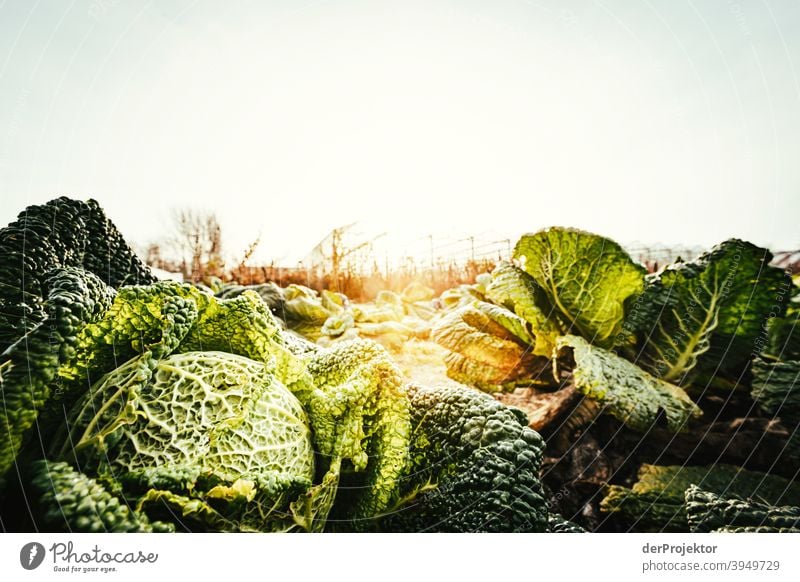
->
[{"left": 61, "top": 350, "right": 315, "bottom": 532}]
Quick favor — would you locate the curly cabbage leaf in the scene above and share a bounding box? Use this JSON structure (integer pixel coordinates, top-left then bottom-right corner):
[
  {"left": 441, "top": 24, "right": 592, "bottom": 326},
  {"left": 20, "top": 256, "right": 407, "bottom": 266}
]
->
[
  {"left": 403, "top": 301, "right": 437, "bottom": 321},
  {"left": 352, "top": 302, "right": 404, "bottom": 323},
  {"left": 685, "top": 485, "right": 800, "bottom": 533},
  {"left": 764, "top": 286, "right": 800, "bottom": 360},
  {"left": 320, "top": 290, "right": 346, "bottom": 313},
  {"left": 180, "top": 289, "right": 311, "bottom": 393},
  {"left": 0, "top": 268, "right": 115, "bottom": 484},
  {"left": 30, "top": 460, "right": 174, "bottom": 532},
  {"left": 556, "top": 335, "right": 701, "bottom": 432},
  {"left": 216, "top": 281, "right": 285, "bottom": 315},
  {"left": 548, "top": 513, "right": 587, "bottom": 533},
  {"left": 62, "top": 351, "right": 315, "bottom": 532},
  {"left": 472, "top": 299, "right": 535, "bottom": 346},
  {"left": 0, "top": 197, "right": 153, "bottom": 485},
  {"left": 485, "top": 261, "right": 562, "bottom": 356},
  {"left": 279, "top": 285, "right": 334, "bottom": 329},
  {"left": 321, "top": 312, "right": 355, "bottom": 337},
  {"left": 601, "top": 464, "right": 800, "bottom": 532},
  {"left": 514, "top": 227, "right": 646, "bottom": 348},
  {"left": 63, "top": 282, "right": 311, "bottom": 398},
  {"left": 0, "top": 197, "right": 154, "bottom": 353},
  {"left": 284, "top": 299, "right": 331, "bottom": 325},
  {"left": 432, "top": 301, "right": 551, "bottom": 392},
  {"left": 304, "top": 340, "right": 411, "bottom": 525},
  {"left": 439, "top": 284, "right": 484, "bottom": 310},
  {"left": 473, "top": 272, "right": 492, "bottom": 296},
  {"left": 283, "top": 284, "right": 316, "bottom": 301},
  {"left": 433, "top": 302, "right": 531, "bottom": 368},
  {"left": 628, "top": 240, "right": 791, "bottom": 383},
  {"left": 353, "top": 320, "right": 419, "bottom": 351},
  {"left": 281, "top": 330, "right": 321, "bottom": 358},
  {"left": 375, "top": 290, "right": 403, "bottom": 309},
  {"left": 441, "top": 352, "right": 545, "bottom": 393},
  {"left": 751, "top": 359, "right": 800, "bottom": 424},
  {"left": 375, "top": 383, "right": 549, "bottom": 532},
  {"left": 401, "top": 282, "right": 435, "bottom": 303},
  {"left": 60, "top": 281, "right": 201, "bottom": 387}
]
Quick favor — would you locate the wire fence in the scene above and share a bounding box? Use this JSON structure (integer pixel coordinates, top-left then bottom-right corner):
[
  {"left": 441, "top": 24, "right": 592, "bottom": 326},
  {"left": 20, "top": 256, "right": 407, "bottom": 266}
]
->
[
  {"left": 225, "top": 233, "right": 737, "bottom": 301},
  {"left": 154, "top": 223, "right": 797, "bottom": 301}
]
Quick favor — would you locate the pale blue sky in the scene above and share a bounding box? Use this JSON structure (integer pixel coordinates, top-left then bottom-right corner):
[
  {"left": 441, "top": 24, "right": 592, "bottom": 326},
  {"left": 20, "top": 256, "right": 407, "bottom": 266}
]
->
[{"left": 1, "top": 0, "right": 798, "bottom": 262}]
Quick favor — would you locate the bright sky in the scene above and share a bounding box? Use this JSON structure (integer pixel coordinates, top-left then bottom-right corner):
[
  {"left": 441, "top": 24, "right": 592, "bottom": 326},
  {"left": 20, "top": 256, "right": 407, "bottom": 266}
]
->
[{"left": 1, "top": 0, "right": 798, "bottom": 264}]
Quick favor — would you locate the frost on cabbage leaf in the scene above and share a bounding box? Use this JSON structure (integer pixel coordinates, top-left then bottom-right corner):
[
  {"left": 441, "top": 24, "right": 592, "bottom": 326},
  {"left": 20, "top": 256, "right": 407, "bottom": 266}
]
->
[
  {"left": 304, "top": 340, "right": 411, "bottom": 526},
  {"left": 555, "top": 335, "right": 701, "bottom": 432}
]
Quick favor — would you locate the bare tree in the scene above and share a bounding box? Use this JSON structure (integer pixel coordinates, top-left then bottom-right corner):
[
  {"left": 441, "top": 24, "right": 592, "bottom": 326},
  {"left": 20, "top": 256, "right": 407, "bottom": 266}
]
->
[
  {"left": 144, "top": 242, "right": 163, "bottom": 269},
  {"left": 168, "top": 208, "right": 225, "bottom": 282},
  {"left": 326, "top": 225, "right": 384, "bottom": 291}
]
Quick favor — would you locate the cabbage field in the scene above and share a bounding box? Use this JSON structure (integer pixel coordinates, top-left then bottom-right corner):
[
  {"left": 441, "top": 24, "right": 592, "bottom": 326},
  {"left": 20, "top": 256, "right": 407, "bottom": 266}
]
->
[{"left": 1, "top": 197, "right": 798, "bottom": 533}]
